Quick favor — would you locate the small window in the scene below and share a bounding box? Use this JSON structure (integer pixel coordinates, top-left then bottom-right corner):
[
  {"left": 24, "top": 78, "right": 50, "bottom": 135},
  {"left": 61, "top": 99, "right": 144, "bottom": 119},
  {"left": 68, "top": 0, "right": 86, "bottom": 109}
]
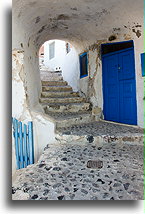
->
[
  {"left": 66, "top": 42, "right": 71, "bottom": 54},
  {"left": 49, "top": 42, "right": 55, "bottom": 60},
  {"left": 79, "top": 52, "right": 88, "bottom": 78}
]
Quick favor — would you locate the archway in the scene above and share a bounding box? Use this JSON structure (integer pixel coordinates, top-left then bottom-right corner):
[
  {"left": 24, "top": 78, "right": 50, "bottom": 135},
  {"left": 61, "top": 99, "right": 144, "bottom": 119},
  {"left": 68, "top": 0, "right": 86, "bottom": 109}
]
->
[
  {"left": 39, "top": 39, "right": 80, "bottom": 92},
  {"left": 12, "top": 0, "right": 144, "bottom": 175}
]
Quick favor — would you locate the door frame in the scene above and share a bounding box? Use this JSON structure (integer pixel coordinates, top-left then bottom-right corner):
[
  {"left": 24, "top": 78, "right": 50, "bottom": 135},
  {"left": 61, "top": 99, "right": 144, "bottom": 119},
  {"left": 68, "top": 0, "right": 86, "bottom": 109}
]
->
[{"left": 101, "top": 40, "right": 137, "bottom": 125}]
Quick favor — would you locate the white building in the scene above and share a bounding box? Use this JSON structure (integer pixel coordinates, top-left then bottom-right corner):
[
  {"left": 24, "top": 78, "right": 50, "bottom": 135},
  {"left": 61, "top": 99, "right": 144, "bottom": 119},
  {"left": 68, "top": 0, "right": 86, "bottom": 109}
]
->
[
  {"left": 12, "top": 0, "right": 144, "bottom": 176},
  {"left": 42, "top": 39, "right": 80, "bottom": 91}
]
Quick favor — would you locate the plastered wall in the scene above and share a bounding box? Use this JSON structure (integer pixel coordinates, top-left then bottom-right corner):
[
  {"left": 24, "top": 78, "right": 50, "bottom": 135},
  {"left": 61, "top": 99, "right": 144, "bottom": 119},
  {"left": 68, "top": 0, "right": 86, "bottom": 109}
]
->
[{"left": 12, "top": 0, "right": 144, "bottom": 175}]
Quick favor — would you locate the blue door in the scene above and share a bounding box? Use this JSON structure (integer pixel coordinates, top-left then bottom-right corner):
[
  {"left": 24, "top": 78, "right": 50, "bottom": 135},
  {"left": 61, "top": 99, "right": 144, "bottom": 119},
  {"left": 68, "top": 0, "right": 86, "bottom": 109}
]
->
[{"left": 102, "top": 47, "right": 137, "bottom": 125}]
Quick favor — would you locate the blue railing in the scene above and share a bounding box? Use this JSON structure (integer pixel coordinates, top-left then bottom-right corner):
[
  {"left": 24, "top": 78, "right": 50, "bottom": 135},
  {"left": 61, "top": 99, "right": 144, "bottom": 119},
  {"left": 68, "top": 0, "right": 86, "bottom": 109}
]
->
[{"left": 12, "top": 118, "right": 34, "bottom": 169}]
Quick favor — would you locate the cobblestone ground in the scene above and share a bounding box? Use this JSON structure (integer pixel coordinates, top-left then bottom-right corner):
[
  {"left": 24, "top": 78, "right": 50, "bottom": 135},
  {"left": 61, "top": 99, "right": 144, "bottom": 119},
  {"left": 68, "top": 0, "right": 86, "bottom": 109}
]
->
[
  {"left": 12, "top": 141, "right": 143, "bottom": 200},
  {"left": 57, "top": 121, "right": 144, "bottom": 137}
]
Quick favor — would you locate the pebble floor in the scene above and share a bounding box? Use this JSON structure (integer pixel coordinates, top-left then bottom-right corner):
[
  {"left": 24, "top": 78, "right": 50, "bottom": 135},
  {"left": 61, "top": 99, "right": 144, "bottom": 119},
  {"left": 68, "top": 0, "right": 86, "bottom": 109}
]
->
[
  {"left": 57, "top": 121, "right": 144, "bottom": 137},
  {"left": 12, "top": 141, "right": 143, "bottom": 200}
]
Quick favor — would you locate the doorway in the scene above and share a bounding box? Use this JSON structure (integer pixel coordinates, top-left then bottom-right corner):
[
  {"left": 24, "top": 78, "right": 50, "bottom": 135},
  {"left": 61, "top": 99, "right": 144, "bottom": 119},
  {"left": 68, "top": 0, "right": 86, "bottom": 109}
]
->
[{"left": 102, "top": 40, "right": 137, "bottom": 125}]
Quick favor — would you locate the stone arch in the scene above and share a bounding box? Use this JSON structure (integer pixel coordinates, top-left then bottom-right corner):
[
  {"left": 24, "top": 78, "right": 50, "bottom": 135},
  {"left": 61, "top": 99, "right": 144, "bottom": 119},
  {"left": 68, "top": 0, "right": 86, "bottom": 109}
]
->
[{"left": 12, "top": 0, "right": 144, "bottom": 175}]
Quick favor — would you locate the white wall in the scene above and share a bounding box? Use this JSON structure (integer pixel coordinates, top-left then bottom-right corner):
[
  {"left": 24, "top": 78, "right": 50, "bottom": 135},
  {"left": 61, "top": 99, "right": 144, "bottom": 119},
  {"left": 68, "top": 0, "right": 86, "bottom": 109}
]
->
[
  {"left": 12, "top": 49, "right": 56, "bottom": 175},
  {"left": 79, "top": 36, "right": 144, "bottom": 128},
  {"left": 61, "top": 47, "right": 80, "bottom": 92},
  {"left": 43, "top": 40, "right": 80, "bottom": 91},
  {"left": 44, "top": 40, "right": 66, "bottom": 70},
  {"left": 12, "top": 0, "right": 144, "bottom": 177}
]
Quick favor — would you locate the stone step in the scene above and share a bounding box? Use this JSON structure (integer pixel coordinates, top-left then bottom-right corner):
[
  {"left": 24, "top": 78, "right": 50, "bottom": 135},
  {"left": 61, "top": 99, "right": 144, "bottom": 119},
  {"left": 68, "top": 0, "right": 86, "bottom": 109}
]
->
[
  {"left": 55, "top": 121, "right": 144, "bottom": 145},
  {"left": 41, "top": 76, "right": 63, "bottom": 81},
  {"left": 40, "top": 69, "right": 62, "bottom": 74},
  {"left": 54, "top": 112, "right": 95, "bottom": 129},
  {"left": 40, "top": 72, "right": 63, "bottom": 81},
  {"left": 41, "top": 91, "right": 79, "bottom": 98},
  {"left": 42, "top": 85, "right": 72, "bottom": 92},
  {"left": 40, "top": 71, "right": 62, "bottom": 75},
  {"left": 44, "top": 102, "right": 91, "bottom": 113},
  {"left": 42, "top": 80, "right": 67, "bottom": 86},
  {"left": 40, "top": 96, "right": 86, "bottom": 104}
]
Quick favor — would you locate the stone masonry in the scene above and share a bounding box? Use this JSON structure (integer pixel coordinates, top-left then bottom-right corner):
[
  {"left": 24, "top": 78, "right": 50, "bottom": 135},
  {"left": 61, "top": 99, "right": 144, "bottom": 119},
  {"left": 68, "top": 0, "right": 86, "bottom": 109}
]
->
[
  {"left": 39, "top": 70, "right": 101, "bottom": 129},
  {"left": 12, "top": 139, "right": 143, "bottom": 200},
  {"left": 12, "top": 70, "right": 144, "bottom": 200},
  {"left": 12, "top": 120, "right": 144, "bottom": 200}
]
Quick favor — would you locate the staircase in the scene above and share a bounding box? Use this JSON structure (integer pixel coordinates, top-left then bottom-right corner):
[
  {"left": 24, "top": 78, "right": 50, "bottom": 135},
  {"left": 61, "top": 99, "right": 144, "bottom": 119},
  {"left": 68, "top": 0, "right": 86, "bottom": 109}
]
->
[{"left": 39, "top": 71, "right": 99, "bottom": 129}]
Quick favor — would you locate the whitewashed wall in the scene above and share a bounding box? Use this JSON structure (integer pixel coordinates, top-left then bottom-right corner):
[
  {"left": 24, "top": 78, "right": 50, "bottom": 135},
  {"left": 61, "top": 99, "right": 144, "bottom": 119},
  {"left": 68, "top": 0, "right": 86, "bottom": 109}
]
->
[
  {"left": 44, "top": 40, "right": 65, "bottom": 70},
  {"left": 43, "top": 40, "right": 80, "bottom": 91},
  {"left": 12, "top": 0, "right": 144, "bottom": 176},
  {"left": 79, "top": 36, "right": 144, "bottom": 128},
  {"left": 61, "top": 47, "right": 80, "bottom": 92}
]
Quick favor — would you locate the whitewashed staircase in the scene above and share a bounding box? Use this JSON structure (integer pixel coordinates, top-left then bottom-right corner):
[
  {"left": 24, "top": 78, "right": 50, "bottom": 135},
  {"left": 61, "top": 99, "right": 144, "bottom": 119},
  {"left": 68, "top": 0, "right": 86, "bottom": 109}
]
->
[{"left": 40, "top": 71, "right": 99, "bottom": 129}]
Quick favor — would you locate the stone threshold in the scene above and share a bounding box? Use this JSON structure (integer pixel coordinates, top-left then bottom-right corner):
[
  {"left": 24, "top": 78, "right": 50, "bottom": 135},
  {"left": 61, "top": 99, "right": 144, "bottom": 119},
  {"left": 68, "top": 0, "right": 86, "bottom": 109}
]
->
[{"left": 55, "top": 120, "right": 144, "bottom": 145}]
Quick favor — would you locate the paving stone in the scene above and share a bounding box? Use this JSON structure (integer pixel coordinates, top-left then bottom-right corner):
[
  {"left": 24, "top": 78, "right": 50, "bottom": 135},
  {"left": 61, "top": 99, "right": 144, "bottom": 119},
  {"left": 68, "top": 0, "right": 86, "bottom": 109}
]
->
[
  {"left": 53, "top": 183, "right": 62, "bottom": 188},
  {"left": 12, "top": 141, "right": 143, "bottom": 200},
  {"left": 123, "top": 183, "right": 130, "bottom": 190},
  {"left": 81, "top": 189, "right": 88, "bottom": 194},
  {"left": 31, "top": 194, "right": 38, "bottom": 200},
  {"left": 53, "top": 167, "right": 61, "bottom": 171},
  {"left": 57, "top": 195, "right": 65, "bottom": 200}
]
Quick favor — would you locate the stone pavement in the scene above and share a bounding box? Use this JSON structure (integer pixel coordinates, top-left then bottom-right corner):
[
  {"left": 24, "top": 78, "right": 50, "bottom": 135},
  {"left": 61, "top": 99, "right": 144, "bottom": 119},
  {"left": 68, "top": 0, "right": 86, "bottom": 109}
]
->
[
  {"left": 55, "top": 121, "right": 144, "bottom": 145},
  {"left": 57, "top": 120, "right": 143, "bottom": 137},
  {"left": 12, "top": 138, "right": 143, "bottom": 200}
]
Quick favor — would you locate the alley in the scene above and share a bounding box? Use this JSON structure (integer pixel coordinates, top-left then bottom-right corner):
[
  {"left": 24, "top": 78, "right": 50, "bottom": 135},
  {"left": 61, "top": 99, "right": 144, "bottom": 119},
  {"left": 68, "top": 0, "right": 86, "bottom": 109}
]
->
[{"left": 12, "top": 123, "right": 143, "bottom": 200}]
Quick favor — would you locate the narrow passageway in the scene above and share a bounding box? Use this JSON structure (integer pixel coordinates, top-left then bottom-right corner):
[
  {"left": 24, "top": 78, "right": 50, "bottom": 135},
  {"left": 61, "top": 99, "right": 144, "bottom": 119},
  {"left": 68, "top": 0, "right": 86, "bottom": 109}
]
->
[
  {"left": 12, "top": 122, "right": 143, "bottom": 200},
  {"left": 12, "top": 138, "right": 143, "bottom": 200},
  {"left": 38, "top": 39, "right": 97, "bottom": 129},
  {"left": 12, "top": 0, "right": 144, "bottom": 201},
  {"left": 39, "top": 70, "right": 99, "bottom": 129}
]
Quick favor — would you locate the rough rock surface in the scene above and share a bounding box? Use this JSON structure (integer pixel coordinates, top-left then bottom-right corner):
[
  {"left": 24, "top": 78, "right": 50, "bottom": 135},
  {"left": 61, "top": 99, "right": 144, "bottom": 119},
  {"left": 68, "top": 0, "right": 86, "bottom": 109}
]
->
[{"left": 12, "top": 139, "right": 143, "bottom": 200}]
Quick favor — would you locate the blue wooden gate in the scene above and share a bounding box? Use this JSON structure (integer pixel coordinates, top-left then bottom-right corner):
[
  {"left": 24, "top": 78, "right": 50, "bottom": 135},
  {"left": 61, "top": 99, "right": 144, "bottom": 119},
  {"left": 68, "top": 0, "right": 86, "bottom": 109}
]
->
[
  {"left": 102, "top": 42, "right": 137, "bottom": 125},
  {"left": 12, "top": 118, "right": 34, "bottom": 169}
]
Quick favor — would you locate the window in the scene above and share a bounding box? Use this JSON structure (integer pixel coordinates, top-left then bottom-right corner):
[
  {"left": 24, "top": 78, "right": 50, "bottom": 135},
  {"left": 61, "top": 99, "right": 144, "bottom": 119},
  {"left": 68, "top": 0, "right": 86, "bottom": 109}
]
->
[
  {"left": 49, "top": 42, "right": 55, "bottom": 60},
  {"left": 66, "top": 42, "right": 71, "bottom": 54},
  {"left": 79, "top": 52, "right": 88, "bottom": 78}
]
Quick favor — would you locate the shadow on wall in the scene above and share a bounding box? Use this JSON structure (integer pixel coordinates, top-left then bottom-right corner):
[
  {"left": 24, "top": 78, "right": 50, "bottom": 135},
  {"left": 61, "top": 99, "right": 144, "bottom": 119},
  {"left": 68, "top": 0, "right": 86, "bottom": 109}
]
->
[{"left": 39, "top": 39, "right": 80, "bottom": 92}]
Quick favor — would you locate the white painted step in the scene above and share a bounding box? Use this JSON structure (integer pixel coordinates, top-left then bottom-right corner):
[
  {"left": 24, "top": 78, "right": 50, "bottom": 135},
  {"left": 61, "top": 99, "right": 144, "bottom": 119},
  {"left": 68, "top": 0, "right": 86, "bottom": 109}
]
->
[
  {"left": 44, "top": 102, "right": 91, "bottom": 113},
  {"left": 40, "top": 97, "right": 86, "bottom": 104}
]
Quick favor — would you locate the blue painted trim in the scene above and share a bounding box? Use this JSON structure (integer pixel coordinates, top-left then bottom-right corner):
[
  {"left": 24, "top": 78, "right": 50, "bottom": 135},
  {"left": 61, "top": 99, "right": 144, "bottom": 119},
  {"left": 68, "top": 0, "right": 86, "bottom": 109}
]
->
[
  {"left": 13, "top": 119, "right": 20, "bottom": 169},
  {"left": 141, "top": 53, "right": 145, "bottom": 77},
  {"left": 79, "top": 52, "right": 88, "bottom": 78},
  {"left": 101, "top": 40, "right": 134, "bottom": 56},
  {"left": 80, "top": 74, "right": 88, "bottom": 78},
  {"left": 102, "top": 40, "right": 133, "bottom": 47},
  {"left": 12, "top": 118, "right": 34, "bottom": 169},
  {"left": 102, "top": 47, "right": 134, "bottom": 58},
  {"left": 24, "top": 124, "right": 28, "bottom": 167},
  {"left": 19, "top": 121, "right": 24, "bottom": 169},
  {"left": 28, "top": 122, "right": 34, "bottom": 164}
]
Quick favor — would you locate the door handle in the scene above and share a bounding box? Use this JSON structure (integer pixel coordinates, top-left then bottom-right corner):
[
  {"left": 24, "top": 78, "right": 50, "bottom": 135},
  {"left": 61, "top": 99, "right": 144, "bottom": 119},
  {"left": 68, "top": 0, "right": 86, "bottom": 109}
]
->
[{"left": 118, "top": 66, "right": 121, "bottom": 71}]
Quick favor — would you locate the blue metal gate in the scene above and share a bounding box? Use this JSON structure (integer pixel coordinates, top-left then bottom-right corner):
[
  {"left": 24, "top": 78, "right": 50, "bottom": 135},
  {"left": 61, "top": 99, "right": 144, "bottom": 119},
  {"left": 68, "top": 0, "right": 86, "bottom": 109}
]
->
[
  {"left": 102, "top": 43, "right": 137, "bottom": 125},
  {"left": 12, "top": 118, "right": 34, "bottom": 169}
]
